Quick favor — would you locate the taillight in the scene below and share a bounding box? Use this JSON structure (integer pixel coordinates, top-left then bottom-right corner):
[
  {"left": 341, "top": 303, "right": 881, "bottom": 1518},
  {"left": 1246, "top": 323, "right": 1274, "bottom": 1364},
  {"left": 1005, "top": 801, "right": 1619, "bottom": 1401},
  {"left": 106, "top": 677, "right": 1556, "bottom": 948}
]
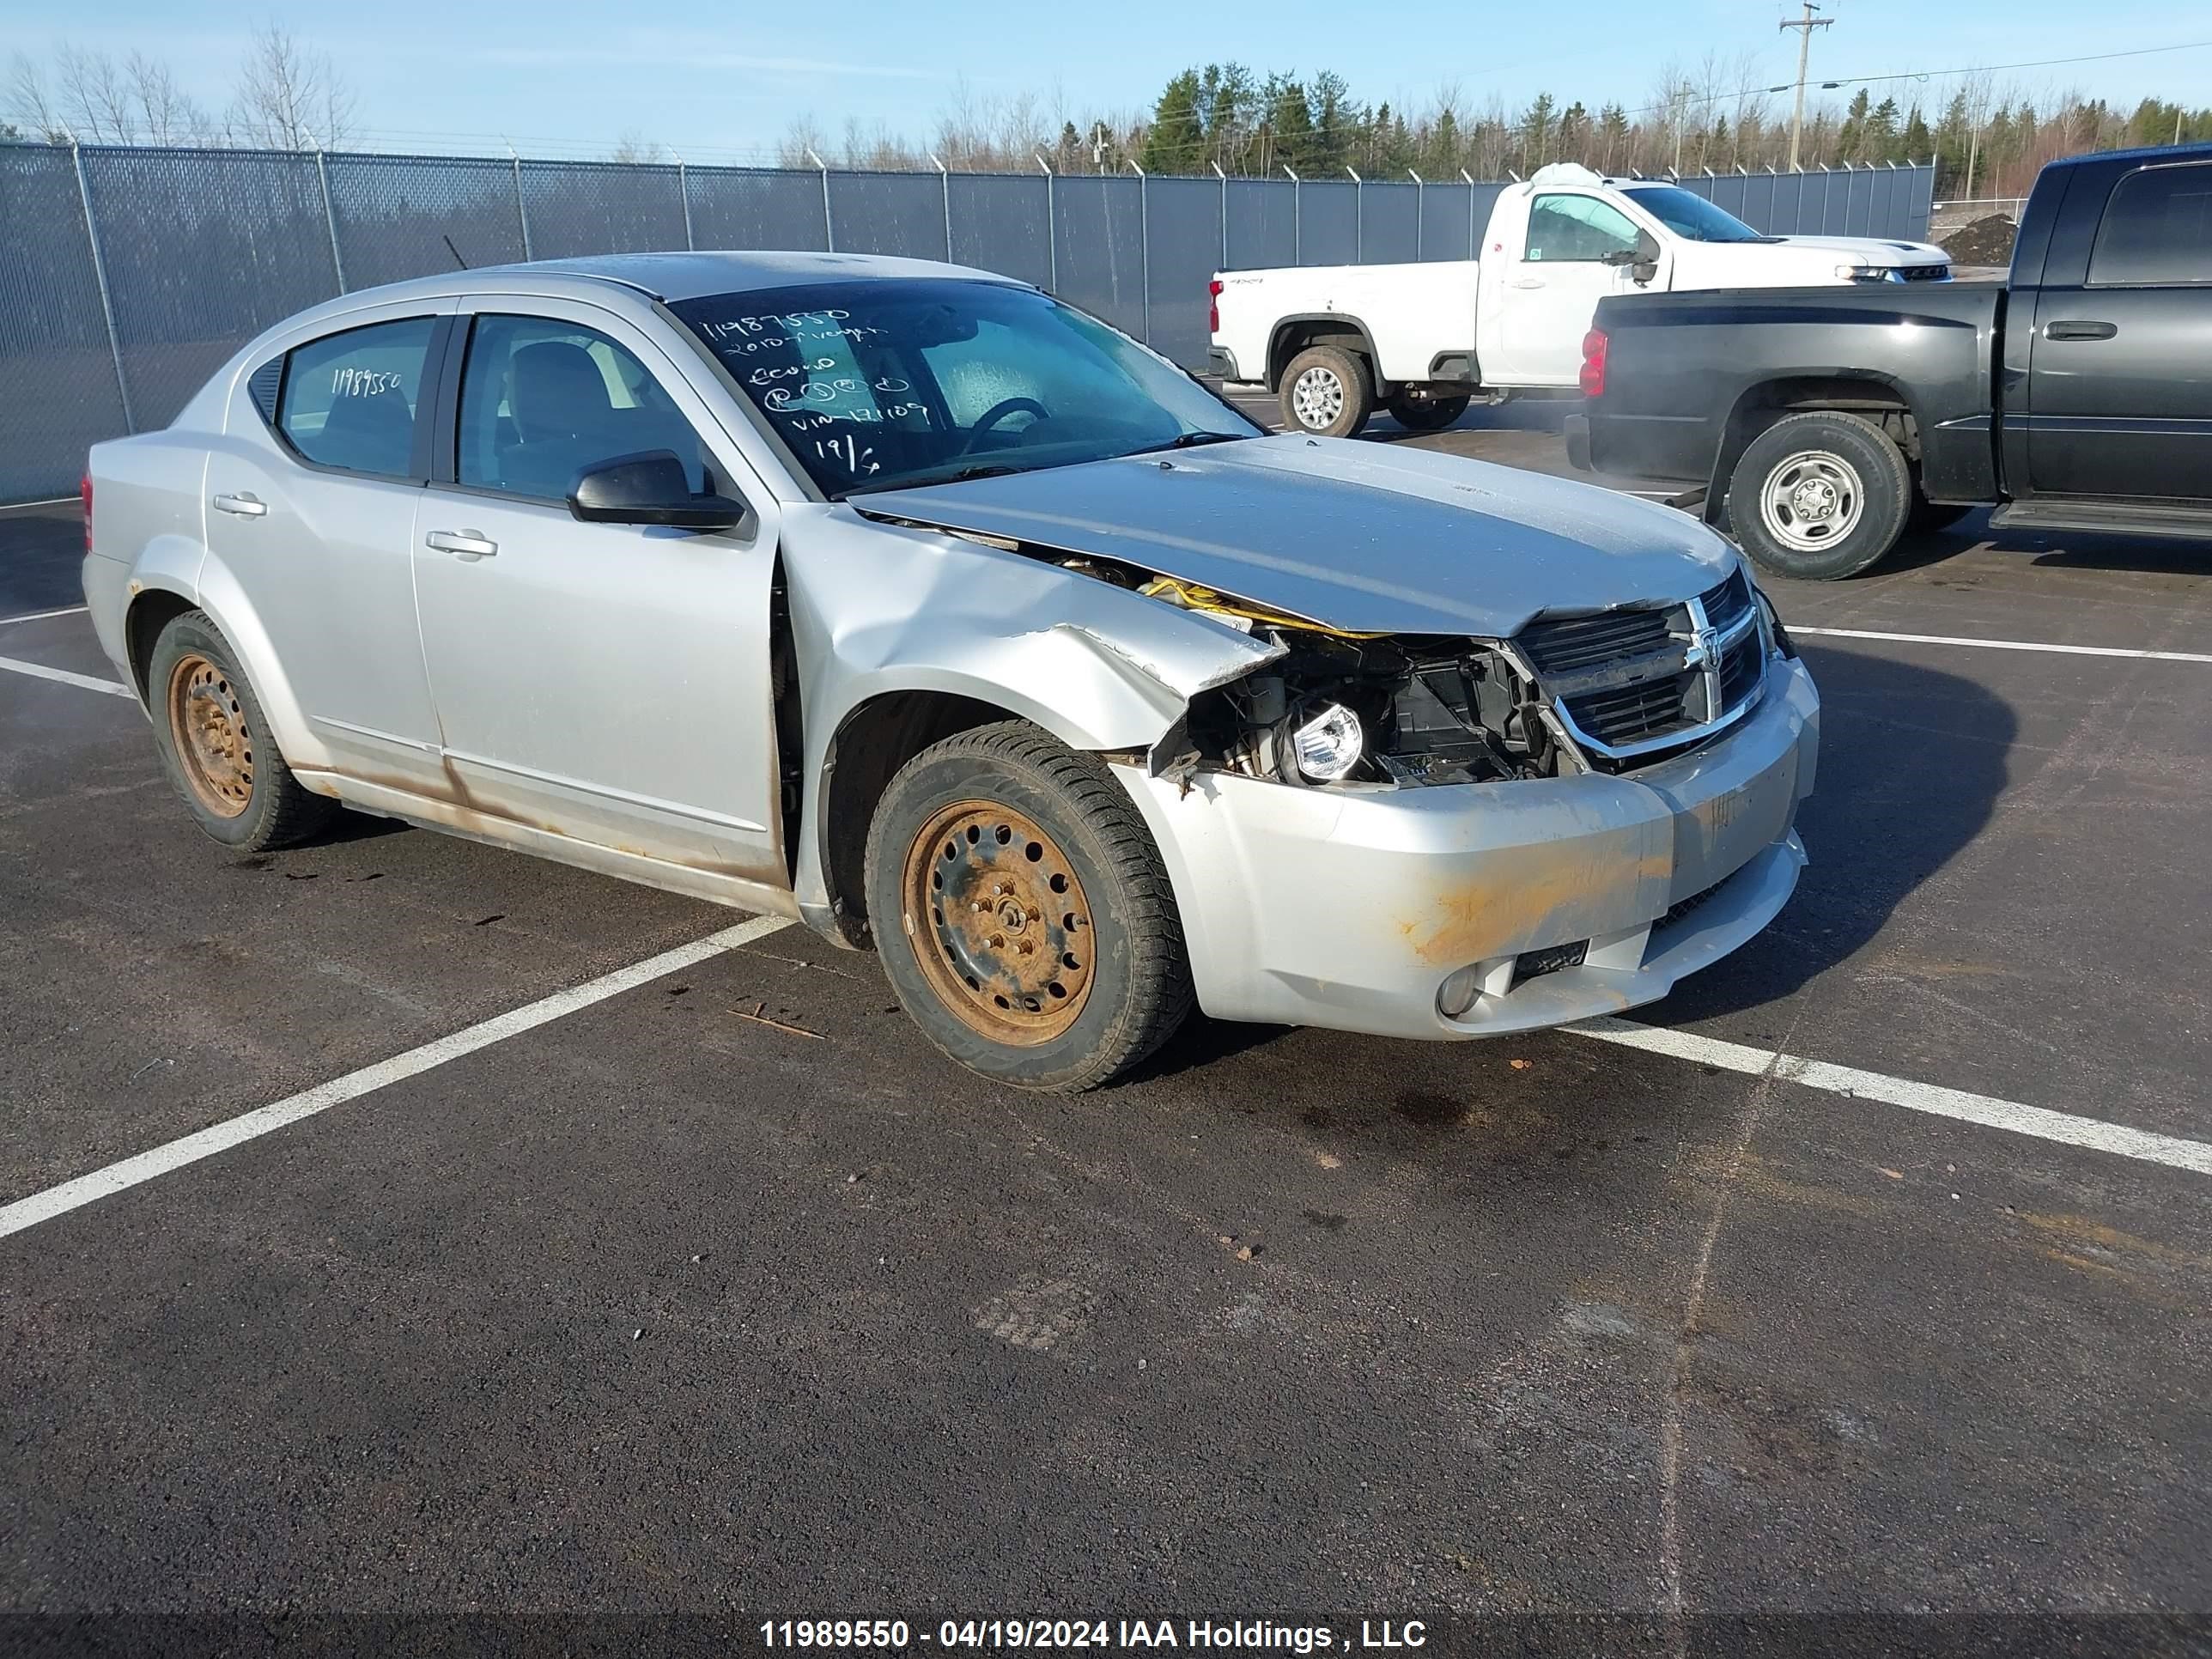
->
[
  {"left": 1578, "top": 329, "right": 1609, "bottom": 398},
  {"left": 1207, "top": 277, "right": 1224, "bottom": 335},
  {"left": 81, "top": 471, "right": 94, "bottom": 555}
]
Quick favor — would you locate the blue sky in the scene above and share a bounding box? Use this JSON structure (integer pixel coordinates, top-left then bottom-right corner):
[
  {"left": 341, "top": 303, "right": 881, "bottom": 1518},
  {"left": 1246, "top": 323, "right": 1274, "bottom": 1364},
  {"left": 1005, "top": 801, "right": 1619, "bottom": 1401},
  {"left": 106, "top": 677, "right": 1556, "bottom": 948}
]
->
[{"left": 4, "top": 0, "right": 2205, "bottom": 159}]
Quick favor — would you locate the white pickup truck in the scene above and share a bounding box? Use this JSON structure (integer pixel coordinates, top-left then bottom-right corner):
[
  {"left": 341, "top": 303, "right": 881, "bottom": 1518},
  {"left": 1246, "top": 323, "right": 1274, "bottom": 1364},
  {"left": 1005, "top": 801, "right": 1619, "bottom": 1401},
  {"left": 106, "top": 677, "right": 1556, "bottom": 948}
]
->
[{"left": 1207, "top": 163, "right": 1951, "bottom": 436}]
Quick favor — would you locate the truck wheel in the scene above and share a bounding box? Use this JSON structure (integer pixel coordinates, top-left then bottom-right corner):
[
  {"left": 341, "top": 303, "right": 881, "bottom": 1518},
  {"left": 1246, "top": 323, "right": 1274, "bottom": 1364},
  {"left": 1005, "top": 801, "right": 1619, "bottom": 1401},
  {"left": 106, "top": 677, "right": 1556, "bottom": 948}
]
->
[
  {"left": 1280, "top": 345, "right": 1373, "bottom": 438},
  {"left": 1726, "top": 410, "right": 1911, "bottom": 581},
  {"left": 1388, "top": 392, "right": 1470, "bottom": 431},
  {"left": 147, "top": 610, "right": 336, "bottom": 853},
  {"left": 864, "top": 721, "right": 1194, "bottom": 1093}
]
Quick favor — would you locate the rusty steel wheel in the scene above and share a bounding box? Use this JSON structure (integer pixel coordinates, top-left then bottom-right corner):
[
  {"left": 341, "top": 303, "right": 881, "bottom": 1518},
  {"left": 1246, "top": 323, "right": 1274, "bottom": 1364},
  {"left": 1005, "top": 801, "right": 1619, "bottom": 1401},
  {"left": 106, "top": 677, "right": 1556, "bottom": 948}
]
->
[
  {"left": 866, "top": 721, "right": 1193, "bottom": 1091},
  {"left": 901, "top": 799, "right": 1096, "bottom": 1046},
  {"left": 147, "top": 609, "right": 336, "bottom": 853},
  {"left": 165, "top": 651, "right": 254, "bottom": 819}
]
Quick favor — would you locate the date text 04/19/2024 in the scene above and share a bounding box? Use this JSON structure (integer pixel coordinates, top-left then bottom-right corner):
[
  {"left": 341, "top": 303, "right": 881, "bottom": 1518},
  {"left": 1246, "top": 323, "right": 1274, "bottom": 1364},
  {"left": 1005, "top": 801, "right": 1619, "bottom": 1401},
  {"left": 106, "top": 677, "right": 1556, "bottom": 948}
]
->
[{"left": 758, "top": 1620, "right": 1430, "bottom": 1650}]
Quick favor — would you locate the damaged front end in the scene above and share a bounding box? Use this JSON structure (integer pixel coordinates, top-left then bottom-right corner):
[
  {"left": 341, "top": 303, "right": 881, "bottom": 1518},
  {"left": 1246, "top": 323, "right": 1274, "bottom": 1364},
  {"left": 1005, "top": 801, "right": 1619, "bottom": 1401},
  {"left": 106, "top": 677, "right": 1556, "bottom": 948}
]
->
[{"left": 1142, "top": 564, "right": 1782, "bottom": 794}]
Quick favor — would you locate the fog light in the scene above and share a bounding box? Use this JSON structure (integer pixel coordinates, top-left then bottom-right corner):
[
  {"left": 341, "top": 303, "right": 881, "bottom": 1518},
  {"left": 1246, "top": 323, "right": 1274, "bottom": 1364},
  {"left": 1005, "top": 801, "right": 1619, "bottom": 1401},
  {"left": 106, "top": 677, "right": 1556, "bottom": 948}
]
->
[
  {"left": 1292, "top": 702, "right": 1364, "bottom": 781},
  {"left": 1437, "top": 964, "right": 1485, "bottom": 1019}
]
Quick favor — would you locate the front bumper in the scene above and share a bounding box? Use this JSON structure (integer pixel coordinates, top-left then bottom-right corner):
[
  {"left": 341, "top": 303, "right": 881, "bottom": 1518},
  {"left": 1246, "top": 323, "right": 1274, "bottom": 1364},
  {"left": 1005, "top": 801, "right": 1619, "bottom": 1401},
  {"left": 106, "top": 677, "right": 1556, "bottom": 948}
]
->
[{"left": 1113, "top": 655, "right": 1819, "bottom": 1041}]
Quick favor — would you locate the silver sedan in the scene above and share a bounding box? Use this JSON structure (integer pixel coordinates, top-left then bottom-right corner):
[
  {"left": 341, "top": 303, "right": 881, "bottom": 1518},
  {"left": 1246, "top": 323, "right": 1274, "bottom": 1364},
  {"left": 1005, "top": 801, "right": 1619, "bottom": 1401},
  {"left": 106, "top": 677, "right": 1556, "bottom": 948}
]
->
[{"left": 83, "top": 252, "right": 1818, "bottom": 1090}]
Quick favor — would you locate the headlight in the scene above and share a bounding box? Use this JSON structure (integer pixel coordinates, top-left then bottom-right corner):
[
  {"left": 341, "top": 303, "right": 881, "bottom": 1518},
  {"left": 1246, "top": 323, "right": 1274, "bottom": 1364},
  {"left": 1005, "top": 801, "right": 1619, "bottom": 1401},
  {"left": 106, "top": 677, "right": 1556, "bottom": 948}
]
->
[
  {"left": 1291, "top": 702, "right": 1364, "bottom": 781},
  {"left": 1835, "top": 263, "right": 1897, "bottom": 283}
]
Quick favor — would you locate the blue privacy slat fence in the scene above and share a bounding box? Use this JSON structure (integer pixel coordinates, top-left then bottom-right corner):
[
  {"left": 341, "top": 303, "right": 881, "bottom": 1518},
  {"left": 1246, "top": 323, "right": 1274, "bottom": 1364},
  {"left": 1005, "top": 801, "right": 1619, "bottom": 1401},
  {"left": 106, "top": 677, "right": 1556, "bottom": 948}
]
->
[{"left": 4, "top": 143, "right": 1935, "bottom": 499}]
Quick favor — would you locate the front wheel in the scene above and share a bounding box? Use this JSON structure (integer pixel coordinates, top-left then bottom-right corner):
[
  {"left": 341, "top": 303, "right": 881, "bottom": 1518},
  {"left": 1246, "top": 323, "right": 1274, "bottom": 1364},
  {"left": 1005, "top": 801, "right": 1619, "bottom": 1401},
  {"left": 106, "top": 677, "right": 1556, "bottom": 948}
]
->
[
  {"left": 1279, "top": 344, "right": 1373, "bottom": 438},
  {"left": 1725, "top": 410, "right": 1912, "bottom": 581},
  {"left": 1388, "top": 392, "right": 1470, "bottom": 431},
  {"left": 864, "top": 722, "right": 1194, "bottom": 1092}
]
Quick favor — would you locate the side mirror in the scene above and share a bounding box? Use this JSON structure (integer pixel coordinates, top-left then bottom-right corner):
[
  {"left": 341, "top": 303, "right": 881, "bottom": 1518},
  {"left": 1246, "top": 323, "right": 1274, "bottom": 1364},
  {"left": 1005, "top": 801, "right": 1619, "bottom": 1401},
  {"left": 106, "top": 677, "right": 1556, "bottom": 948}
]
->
[{"left": 568, "top": 451, "right": 746, "bottom": 531}]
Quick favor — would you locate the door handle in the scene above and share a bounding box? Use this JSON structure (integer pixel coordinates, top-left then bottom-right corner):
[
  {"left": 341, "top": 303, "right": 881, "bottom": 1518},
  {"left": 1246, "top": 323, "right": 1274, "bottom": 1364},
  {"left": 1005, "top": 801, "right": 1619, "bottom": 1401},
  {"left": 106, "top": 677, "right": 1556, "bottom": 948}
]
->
[
  {"left": 1510, "top": 277, "right": 1546, "bottom": 289},
  {"left": 2044, "top": 319, "right": 2117, "bottom": 341},
  {"left": 424, "top": 529, "right": 498, "bottom": 558},
  {"left": 211, "top": 492, "right": 267, "bottom": 518}
]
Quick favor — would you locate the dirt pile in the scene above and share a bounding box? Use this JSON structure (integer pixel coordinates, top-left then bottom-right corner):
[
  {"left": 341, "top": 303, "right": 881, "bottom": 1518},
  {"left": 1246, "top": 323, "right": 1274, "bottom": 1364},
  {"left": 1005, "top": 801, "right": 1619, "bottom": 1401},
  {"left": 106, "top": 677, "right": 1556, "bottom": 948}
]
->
[{"left": 1940, "top": 215, "right": 2019, "bottom": 267}]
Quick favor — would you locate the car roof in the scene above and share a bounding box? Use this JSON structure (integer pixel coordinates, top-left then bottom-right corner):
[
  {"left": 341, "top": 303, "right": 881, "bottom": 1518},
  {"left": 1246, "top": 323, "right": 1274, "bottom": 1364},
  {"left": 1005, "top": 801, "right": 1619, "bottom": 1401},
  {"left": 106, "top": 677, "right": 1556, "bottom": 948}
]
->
[{"left": 272, "top": 250, "right": 1020, "bottom": 331}]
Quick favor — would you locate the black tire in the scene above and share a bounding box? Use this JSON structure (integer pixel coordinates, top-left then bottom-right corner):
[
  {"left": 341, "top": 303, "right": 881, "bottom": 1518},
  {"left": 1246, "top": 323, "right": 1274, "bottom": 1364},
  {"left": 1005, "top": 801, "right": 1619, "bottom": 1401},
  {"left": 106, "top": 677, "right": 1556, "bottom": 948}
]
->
[
  {"left": 1910, "top": 495, "right": 1976, "bottom": 533},
  {"left": 147, "top": 610, "right": 337, "bottom": 854},
  {"left": 1388, "top": 392, "right": 1469, "bottom": 431},
  {"left": 1724, "top": 410, "right": 1912, "bottom": 581},
  {"left": 1279, "top": 344, "right": 1373, "bottom": 439},
  {"left": 864, "top": 720, "right": 1194, "bottom": 1092}
]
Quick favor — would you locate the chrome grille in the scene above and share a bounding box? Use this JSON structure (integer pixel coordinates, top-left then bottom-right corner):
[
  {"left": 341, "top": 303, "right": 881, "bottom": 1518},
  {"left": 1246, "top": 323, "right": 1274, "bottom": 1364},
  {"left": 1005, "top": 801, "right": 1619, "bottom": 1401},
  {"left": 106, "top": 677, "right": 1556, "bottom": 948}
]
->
[
  {"left": 1516, "top": 568, "right": 1766, "bottom": 764},
  {"left": 1517, "top": 607, "right": 1674, "bottom": 673}
]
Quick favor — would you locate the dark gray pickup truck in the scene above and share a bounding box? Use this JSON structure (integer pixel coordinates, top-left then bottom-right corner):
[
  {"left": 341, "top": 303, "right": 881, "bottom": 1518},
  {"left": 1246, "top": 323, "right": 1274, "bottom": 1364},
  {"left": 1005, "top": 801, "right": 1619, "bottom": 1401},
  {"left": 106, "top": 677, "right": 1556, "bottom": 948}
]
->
[{"left": 1568, "top": 143, "right": 2212, "bottom": 579}]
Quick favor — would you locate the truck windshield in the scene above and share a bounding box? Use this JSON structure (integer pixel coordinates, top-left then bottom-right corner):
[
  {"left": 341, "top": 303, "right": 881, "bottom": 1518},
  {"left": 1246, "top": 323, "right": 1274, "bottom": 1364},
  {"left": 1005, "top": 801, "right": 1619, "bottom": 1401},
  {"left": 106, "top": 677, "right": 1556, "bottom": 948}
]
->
[
  {"left": 1619, "top": 186, "right": 1768, "bottom": 244},
  {"left": 672, "top": 279, "right": 1259, "bottom": 499}
]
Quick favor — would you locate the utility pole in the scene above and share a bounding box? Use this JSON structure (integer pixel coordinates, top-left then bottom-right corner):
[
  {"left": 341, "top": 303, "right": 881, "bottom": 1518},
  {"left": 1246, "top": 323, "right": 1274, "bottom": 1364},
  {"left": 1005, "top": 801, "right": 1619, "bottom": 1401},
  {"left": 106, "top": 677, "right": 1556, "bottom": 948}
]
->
[{"left": 1779, "top": 1, "right": 1833, "bottom": 171}]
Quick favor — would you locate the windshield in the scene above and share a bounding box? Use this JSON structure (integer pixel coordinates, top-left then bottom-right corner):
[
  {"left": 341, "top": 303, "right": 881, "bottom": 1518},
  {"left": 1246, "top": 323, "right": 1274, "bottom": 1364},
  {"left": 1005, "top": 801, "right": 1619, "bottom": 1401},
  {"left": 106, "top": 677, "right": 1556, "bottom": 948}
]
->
[
  {"left": 672, "top": 280, "right": 1260, "bottom": 498},
  {"left": 1620, "top": 185, "right": 1767, "bottom": 244}
]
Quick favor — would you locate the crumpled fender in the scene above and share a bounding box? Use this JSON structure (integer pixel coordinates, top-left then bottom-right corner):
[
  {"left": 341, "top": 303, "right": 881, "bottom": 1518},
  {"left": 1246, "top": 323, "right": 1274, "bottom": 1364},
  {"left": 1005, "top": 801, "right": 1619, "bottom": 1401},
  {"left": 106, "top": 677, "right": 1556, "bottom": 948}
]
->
[{"left": 779, "top": 504, "right": 1284, "bottom": 927}]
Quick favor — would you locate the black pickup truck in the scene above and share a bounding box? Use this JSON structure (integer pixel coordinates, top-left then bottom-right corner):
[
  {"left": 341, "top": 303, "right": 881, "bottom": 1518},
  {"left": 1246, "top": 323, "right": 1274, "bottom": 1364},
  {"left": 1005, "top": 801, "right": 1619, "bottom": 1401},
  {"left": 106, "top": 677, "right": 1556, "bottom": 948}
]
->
[{"left": 1568, "top": 143, "right": 2212, "bottom": 579}]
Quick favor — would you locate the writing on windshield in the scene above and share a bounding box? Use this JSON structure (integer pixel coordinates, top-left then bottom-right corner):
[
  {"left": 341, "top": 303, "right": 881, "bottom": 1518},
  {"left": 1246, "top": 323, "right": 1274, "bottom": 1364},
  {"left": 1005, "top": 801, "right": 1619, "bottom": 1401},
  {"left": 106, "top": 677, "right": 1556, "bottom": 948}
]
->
[{"left": 673, "top": 280, "right": 1255, "bottom": 496}]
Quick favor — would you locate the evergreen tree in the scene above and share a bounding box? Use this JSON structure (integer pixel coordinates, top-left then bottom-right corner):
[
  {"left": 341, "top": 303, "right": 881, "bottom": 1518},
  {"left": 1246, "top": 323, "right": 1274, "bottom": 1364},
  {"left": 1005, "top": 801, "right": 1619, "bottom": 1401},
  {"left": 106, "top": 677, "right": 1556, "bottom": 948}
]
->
[
  {"left": 1596, "top": 103, "right": 1629, "bottom": 173},
  {"left": 1837, "top": 88, "right": 1871, "bottom": 162},
  {"left": 1139, "top": 70, "right": 1204, "bottom": 175},
  {"left": 1866, "top": 95, "right": 1900, "bottom": 161},
  {"left": 1521, "top": 91, "right": 1557, "bottom": 169},
  {"left": 1902, "top": 106, "right": 1932, "bottom": 164},
  {"left": 1312, "top": 70, "right": 1354, "bottom": 172},
  {"left": 1559, "top": 101, "right": 1590, "bottom": 166}
]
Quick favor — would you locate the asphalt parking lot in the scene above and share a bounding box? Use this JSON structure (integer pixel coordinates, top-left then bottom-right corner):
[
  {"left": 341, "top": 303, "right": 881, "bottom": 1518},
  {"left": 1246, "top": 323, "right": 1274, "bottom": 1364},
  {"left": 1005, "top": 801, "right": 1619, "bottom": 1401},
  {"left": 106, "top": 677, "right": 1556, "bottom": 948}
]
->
[{"left": 3, "top": 409, "right": 2208, "bottom": 1654}]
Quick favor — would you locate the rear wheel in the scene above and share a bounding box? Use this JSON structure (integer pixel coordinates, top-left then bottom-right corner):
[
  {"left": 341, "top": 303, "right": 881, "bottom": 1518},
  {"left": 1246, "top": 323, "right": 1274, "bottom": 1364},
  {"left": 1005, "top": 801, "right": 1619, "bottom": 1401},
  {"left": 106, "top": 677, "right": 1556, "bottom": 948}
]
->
[
  {"left": 148, "top": 610, "right": 336, "bottom": 853},
  {"left": 1279, "top": 344, "right": 1373, "bottom": 439},
  {"left": 864, "top": 721, "right": 1193, "bottom": 1092},
  {"left": 1388, "top": 392, "right": 1469, "bottom": 431},
  {"left": 1726, "top": 410, "right": 1912, "bottom": 581}
]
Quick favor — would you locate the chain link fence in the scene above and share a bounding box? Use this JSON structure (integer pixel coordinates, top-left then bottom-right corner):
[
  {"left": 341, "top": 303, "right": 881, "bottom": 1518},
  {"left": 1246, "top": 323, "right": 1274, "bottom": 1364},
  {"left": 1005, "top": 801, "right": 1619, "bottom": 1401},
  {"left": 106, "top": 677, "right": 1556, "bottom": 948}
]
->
[{"left": 3, "top": 143, "right": 1936, "bottom": 501}]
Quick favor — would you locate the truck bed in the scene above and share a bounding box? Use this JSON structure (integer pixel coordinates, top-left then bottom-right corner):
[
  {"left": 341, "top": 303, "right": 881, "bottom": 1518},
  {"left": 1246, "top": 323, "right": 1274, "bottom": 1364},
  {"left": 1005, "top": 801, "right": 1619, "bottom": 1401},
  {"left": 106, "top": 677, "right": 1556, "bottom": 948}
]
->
[{"left": 1583, "top": 281, "right": 2006, "bottom": 501}]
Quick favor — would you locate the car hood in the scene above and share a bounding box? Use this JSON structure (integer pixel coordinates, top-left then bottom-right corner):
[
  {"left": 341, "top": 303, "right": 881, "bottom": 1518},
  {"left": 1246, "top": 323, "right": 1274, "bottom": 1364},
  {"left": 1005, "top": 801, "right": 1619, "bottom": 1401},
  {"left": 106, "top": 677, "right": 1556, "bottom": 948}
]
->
[
  {"left": 1767, "top": 234, "right": 1949, "bottom": 267},
  {"left": 854, "top": 434, "right": 1736, "bottom": 639}
]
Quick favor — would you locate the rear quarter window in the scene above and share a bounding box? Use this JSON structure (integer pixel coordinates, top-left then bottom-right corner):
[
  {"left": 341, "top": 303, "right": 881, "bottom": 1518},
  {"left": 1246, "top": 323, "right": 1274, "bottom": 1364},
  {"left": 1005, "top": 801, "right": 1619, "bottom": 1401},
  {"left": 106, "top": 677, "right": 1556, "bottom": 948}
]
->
[{"left": 2088, "top": 162, "right": 2212, "bottom": 286}]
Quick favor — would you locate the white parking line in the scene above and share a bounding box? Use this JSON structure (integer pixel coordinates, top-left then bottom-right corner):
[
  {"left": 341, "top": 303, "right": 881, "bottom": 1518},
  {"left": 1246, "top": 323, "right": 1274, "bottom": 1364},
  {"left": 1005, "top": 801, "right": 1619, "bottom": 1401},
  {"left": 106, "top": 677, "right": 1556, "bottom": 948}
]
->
[
  {"left": 0, "top": 914, "right": 795, "bottom": 1242},
  {"left": 0, "top": 604, "right": 89, "bottom": 627},
  {"left": 1572, "top": 1017, "right": 2212, "bottom": 1176},
  {"left": 1792, "top": 625, "right": 2212, "bottom": 665},
  {"left": 0, "top": 654, "right": 134, "bottom": 698}
]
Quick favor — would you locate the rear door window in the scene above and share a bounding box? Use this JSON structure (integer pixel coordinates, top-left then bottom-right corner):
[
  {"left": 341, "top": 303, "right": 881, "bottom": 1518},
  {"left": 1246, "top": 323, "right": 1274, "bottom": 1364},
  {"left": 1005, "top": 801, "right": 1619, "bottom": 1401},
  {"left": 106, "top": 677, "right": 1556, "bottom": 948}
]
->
[
  {"left": 276, "top": 318, "right": 436, "bottom": 478},
  {"left": 2089, "top": 162, "right": 2212, "bottom": 286}
]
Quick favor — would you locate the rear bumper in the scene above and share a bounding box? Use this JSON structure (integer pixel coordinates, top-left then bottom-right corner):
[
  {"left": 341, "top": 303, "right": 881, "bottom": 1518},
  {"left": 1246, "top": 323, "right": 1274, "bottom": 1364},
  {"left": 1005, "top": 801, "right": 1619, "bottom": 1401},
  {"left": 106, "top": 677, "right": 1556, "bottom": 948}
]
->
[
  {"left": 80, "top": 552, "right": 137, "bottom": 693},
  {"left": 1565, "top": 412, "right": 1592, "bottom": 472},
  {"left": 1113, "top": 655, "right": 1819, "bottom": 1041},
  {"left": 1206, "top": 345, "right": 1242, "bottom": 381},
  {"left": 1582, "top": 408, "right": 1723, "bottom": 485}
]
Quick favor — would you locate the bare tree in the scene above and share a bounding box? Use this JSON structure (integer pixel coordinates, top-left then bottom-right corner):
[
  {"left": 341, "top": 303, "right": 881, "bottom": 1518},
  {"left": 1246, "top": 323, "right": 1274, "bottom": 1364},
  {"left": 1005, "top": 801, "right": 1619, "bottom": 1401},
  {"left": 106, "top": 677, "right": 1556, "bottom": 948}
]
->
[
  {"left": 777, "top": 112, "right": 830, "bottom": 168},
  {"left": 5, "top": 44, "right": 207, "bottom": 143},
  {"left": 230, "top": 22, "right": 357, "bottom": 149},
  {"left": 3, "top": 52, "right": 69, "bottom": 143},
  {"left": 609, "top": 128, "right": 663, "bottom": 164}
]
